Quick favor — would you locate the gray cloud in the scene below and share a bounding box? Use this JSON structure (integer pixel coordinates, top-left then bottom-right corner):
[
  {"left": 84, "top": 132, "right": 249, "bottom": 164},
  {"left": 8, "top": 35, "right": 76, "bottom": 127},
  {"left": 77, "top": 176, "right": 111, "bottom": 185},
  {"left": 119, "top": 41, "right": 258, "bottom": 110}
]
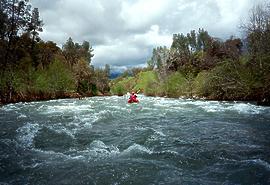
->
[{"left": 31, "top": 0, "right": 260, "bottom": 71}]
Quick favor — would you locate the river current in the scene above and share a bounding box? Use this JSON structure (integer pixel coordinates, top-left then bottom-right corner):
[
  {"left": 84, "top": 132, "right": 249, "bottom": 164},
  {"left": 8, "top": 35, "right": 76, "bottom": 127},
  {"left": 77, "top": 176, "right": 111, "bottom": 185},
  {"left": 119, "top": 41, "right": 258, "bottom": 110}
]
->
[{"left": 0, "top": 95, "right": 270, "bottom": 185}]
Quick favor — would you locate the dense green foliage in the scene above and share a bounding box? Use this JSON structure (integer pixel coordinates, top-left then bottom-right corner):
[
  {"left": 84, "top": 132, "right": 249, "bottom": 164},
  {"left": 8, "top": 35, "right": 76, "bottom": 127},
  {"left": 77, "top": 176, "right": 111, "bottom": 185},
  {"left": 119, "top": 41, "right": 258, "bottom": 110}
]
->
[
  {"left": 110, "top": 77, "right": 135, "bottom": 96},
  {"left": 0, "top": 1, "right": 110, "bottom": 103},
  {"left": 111, "top": 3, "right": 270, "bottom": 104}
]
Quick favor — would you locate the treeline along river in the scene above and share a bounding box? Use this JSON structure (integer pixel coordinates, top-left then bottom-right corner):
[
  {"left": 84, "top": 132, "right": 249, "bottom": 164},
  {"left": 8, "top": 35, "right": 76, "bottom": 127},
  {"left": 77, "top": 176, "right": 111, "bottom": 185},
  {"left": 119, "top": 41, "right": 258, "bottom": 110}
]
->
[{"left": 0, "top": 96, "right": 270, "bottom": 184}]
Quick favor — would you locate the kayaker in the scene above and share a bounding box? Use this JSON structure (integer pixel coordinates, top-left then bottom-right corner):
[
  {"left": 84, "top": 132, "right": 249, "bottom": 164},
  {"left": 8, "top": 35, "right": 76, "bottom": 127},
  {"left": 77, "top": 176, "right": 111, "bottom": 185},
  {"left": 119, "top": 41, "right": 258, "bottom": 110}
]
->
[{"left": 128, "top": 91, "right": 139, "bottom": 103}]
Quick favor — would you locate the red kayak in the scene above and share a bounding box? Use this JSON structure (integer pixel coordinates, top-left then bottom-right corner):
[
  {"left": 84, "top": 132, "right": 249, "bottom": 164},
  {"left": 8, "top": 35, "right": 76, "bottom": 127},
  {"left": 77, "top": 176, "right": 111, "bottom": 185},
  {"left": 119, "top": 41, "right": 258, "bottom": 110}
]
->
[{"left": 128, "top": 99, "right": 139, "bottom": 103}]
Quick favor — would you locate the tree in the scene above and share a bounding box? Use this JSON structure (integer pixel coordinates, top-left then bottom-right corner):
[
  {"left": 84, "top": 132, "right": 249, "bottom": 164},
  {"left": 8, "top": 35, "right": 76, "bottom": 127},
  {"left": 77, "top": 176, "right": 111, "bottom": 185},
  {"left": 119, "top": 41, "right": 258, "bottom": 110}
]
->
[
  {"left": 73, "top": 59, "right": 95, "bottom": 94},
  {"left": 62, "top": 38, "right": 94, "bottom": 67},
  {"left": 169, "top": 33, "right": 190, "bottom": 71},
  {"left": 187, "top": 30, "right": 197, "bottom": 52},
  {"left": 46, "top": 60, "right": 75, "bottom": 93},
  {"left": 0, "top": 0, "right": 44, "bottom": 103},
  {"left": 62, "top": 37, "right": 77, "bottom": 66},
  {"left": 242, "top": 3, "right": 270, "bottom": 57},
  {"left": 104, "top": 64, "right": 110, "bottom": 78},
  {"left": 197, "top": 28, "right": 211, "bottom": 52},
  {"left": 0, "top": 3, "right": 8, "bottom": 40},
  {"left": 171, "top": 33, "right": 189, "bottom": 55},
  {"left": 94, "top": 65, "right": 111, "bottom": 94},
  {"left": 241, "top": 2, "right": 270, "bottom": 103},
  {"left": 224, "top": 37, "right": 243, "bottom": 60},
  {"left": 27, "top": 7, "right": 43, "bottom": 49},
  {"left": 81, "top": 41, "right": 94, "bottom": 62},
  {"left": 36, "top": 41, "right": 61, "bottom": 69},
  {"left": 1, "top": 0, "right": 33, "bottom": 67},
  {"left": 150, "top": 46, "right": 169, "bottom": 70}
]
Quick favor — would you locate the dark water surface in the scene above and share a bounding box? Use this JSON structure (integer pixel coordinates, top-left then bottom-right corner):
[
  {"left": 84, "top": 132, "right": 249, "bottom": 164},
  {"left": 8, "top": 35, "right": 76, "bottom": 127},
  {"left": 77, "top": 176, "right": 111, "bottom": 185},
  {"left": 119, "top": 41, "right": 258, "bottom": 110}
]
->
[{"left": 0, "top": 95, "right": 270, "bottom": 185}]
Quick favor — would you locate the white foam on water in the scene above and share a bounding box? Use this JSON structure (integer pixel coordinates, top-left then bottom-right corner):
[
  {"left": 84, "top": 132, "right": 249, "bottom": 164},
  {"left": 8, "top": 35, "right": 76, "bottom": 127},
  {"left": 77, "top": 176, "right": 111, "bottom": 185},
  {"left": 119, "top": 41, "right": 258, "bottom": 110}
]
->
[
  {"left": 134, "top": 127, "right": 166, "bottom": 137},
  {"left": 36, "top": 104, "right": 46, "bottom": 111},
  {"left": 32, "top": 148, "right": 86, "bottom": 161},
  {"left": 152, "top": 97, "right": 178, "bottom": 108},
  {"left": 107, "top": 105, "right": 130, "bottom": 112},
  {"left": 86, "top": 140, "right": 120, "bottom": 158},
  {"left": 89, "top": 140, "right": 108, "bottom": 149},
  {"left": 179, "top": 100, "right": 211, "bottom": 106},
  {"left": 41, "top": 103, "right": 93, "bottom": 115},
  {"left": 178, "top": 100, "right": 219, "bottom": 113},
  {"left": 134, "top": 126, "right": 147, "bottom": 131},
  {"left": 91, "top": 110, "right": 116, "bottom": 123},
  {"left": 58, "top": 104, "right": 86, "bottom": 111},
  {"left": 180, "top": 100, "right": 266, "bottom": 115},
  {"left": 46, "top": 125, "right": 75, "bottom": 139},
  {"left": 155, "top": 150, "right": 178, "bottom": 155},
  {"left": 79, "top": 141, "right": 153, "bottom": 159},
  {"left": 16, "top": 122, "right": 40, "bottom": 148},
  {"left": 153, "top": 129, "right": 166, "bottom": 137},
  {"left": 122, "top": 144, "right": 153, "bottom": 155},
  {"left": 139, "top": 107, "right": 159, "bottom": 112},
  {"left": 171, "top": 106, "right": 184, "bottom": 111},
  {"left": 202, "top": 104, "right": 221, "bottom": 113},
  {"left": 70, "top": 155, "right": 85, "bottom": 160},
  {"left": 228, "top": 103, "right": 263, "bottom": 114},
  {"left": 77, "top": 116, "right": 95, "bottom": 127},
  {"left": 68, "top": 115, "right": 95, "bottom": 131},
  {"left": 18, "top": 113, "right": 27, "bottom": 118},
  {"left": 1, "top": 104, "right": 19, "bottom": 112}
]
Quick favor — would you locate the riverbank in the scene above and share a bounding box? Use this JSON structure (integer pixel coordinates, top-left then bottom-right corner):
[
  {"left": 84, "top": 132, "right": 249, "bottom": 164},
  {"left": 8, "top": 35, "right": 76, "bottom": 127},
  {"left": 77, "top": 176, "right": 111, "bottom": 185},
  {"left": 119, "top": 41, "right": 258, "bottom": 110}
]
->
[
  {"left": 0, "top": 91, "right": 96, "bottom": 106},
  {"left": 1, "top": 91, "right": 269, "bottom": 106}
]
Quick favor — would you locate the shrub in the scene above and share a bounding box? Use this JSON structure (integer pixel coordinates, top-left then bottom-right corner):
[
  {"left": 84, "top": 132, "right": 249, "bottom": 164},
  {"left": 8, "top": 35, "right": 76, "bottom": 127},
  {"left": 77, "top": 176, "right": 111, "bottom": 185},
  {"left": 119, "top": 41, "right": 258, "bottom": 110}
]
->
[
  {"left": 134, "top": 71, "right": 159, "bottom": 93},
  {"left": 34, "top": 60, "right": 75, "bottom": 94},
  {"left": 110, "top": 77, "right": 135, "bottom": 95},
  {"left": 163, "top": 72, "right": 186, "bottom": 97},
  {"left": 204, "top": 60, "right": 255, "bottom": 100},
  {"left": 193, "top": 71, "right": 211, "bottom": 97}
]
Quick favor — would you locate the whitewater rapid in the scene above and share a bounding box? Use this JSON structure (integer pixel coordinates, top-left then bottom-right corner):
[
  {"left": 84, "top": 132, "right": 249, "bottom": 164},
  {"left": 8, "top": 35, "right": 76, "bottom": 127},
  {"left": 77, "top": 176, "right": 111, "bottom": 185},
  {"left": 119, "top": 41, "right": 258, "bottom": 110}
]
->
[{"left": 0, "top": 95, "right": 270, "bottom": 184}]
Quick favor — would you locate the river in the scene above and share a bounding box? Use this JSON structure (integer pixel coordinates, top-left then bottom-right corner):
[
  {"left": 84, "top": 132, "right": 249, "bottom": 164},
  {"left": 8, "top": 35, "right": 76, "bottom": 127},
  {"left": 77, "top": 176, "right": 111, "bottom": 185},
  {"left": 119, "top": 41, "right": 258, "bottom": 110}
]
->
[{"left": 0, "top": 95, "right": 270, "bottom": 185}]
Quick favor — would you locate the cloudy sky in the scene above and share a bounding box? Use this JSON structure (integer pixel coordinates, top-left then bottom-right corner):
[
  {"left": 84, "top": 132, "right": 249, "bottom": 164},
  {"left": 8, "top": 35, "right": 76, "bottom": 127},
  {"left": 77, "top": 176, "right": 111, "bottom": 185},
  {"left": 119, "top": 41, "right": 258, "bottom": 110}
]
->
[{"left": 31, "top": 0, "right": 262, "bottom": 71}]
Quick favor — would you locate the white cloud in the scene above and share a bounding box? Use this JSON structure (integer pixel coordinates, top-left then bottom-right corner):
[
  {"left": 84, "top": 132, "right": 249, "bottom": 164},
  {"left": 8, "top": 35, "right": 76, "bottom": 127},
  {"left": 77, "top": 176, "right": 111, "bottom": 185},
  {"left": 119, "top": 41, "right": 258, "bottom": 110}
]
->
[
  {"left": 92, "top": 25, "right": 172, "bottom": 68},
  {"left": 133, "top": 25, "right": 172, "bottom": 47},
  {"left": 92, "top": 39, "right": 149, "bottom": 67},
  {"left": 120, "top": 0, "right": 170, "bottom": 30},
  {"left": 31, "top": 0, "right": 261, "bottom": 71}
]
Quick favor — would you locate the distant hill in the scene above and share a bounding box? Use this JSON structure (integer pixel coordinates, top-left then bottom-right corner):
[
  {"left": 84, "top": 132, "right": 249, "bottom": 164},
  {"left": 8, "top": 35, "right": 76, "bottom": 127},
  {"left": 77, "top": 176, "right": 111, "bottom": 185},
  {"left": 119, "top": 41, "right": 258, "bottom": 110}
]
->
[{"left": 110, "top": 71, "right": 122, "bottom": 79}]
